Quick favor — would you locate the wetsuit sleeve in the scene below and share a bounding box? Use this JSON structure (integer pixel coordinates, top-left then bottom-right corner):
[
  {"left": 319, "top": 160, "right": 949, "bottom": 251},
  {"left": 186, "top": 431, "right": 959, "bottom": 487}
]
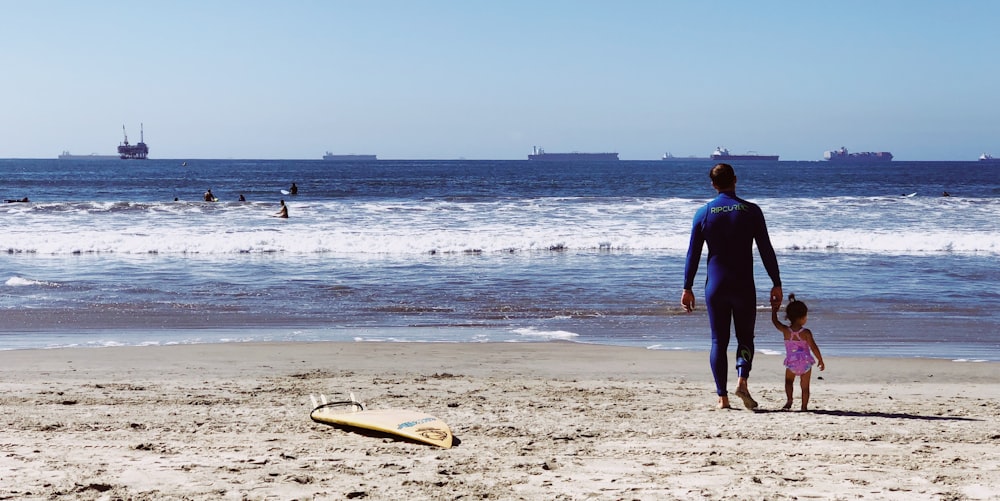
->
[
  {"left": 754, "top": 210, "right": 781, "bottom": 288},
  {"left": 683, "top": 207, "right": 706, "bottom": 290}
]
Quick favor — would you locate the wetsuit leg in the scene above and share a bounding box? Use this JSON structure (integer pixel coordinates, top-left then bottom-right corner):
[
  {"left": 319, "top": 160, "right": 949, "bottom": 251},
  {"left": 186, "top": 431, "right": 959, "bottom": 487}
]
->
[
  {"left": 732, "top": 290, "right": 757, "bottom": 379},
  {"left": 705, "top": 292, "right": 732, "bottom": 396}
]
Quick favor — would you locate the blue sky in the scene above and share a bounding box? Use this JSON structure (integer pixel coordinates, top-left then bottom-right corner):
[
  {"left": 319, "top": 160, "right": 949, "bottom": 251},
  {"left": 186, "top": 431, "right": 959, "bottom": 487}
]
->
[{"left": 2, "top": 1, "right": 997, "bottom": 160}]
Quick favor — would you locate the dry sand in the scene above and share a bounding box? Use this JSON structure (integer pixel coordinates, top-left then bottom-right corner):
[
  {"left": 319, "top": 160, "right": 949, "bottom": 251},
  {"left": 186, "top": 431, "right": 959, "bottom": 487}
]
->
[{"left": 1, "top": 342, "right": 997, "bottom": 500}]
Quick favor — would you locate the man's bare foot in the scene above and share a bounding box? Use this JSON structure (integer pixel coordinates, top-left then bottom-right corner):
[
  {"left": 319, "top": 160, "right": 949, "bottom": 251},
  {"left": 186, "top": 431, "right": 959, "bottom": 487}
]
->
[
  {"left": 718, "top": 396, "right": 731, "bottom": 409},
  {"left": 734, "top": 388, "right": 758, "bottom": 410},
  {"left": 782, "top": 402, "right": 792, "bottom": 410}
]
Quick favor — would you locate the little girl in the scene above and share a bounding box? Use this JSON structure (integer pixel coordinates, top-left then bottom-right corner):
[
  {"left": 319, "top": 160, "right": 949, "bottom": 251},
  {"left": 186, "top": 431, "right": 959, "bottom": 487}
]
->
[{"left": 771, "top": 294, "right": 825, "bottom": 410}]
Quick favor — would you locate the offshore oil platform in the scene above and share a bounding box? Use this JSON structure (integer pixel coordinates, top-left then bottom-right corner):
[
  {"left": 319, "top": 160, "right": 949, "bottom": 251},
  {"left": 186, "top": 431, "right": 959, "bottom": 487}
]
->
[{"left": 118, "top": 124, "right": 149, "bottom": 159}]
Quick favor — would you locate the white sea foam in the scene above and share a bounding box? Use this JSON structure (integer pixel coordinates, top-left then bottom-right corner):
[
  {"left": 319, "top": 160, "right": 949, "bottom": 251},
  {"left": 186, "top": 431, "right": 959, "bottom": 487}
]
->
[
  {"left": 4, "top": 197, "right": 998, "bottom": 256},
  {"left": 5, "top": 277, "right": 48, "bottom": 287},
  {"left": 512, "top": 327, "right": 579, "bottom": 340},
  {"left": 645, "top": 344, "right": 685, "bottom": 351}
]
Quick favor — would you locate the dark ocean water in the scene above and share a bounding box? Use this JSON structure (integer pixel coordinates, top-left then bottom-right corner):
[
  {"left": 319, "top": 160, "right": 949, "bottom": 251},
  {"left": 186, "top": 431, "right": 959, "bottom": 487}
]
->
[{"left": 1, "top": 158, "right": 998, "bottom": 361}]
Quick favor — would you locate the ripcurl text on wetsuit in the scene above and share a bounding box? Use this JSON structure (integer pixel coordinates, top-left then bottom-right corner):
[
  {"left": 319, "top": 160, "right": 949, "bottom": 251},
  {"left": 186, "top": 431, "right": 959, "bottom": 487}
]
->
[{"left": 683, "top": 191, "right": 781, "bottom": 396}]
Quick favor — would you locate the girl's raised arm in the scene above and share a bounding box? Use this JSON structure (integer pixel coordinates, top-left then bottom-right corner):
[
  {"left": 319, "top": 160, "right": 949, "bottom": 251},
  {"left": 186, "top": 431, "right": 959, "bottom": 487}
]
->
[{"left": 770, "top": 303, "right": 789, "bottom": 334}]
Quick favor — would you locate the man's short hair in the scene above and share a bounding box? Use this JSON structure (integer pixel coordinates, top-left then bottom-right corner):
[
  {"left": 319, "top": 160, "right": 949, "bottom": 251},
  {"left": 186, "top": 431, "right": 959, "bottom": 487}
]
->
[{"left": 710, "top": 163, "right": 736, "bottom": 190}]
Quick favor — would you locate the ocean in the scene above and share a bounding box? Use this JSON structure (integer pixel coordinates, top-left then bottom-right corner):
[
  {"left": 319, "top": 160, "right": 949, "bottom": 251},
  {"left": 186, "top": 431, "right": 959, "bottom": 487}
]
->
[{"left": 2, "top": 158, "right": 998, "bottom": 361}]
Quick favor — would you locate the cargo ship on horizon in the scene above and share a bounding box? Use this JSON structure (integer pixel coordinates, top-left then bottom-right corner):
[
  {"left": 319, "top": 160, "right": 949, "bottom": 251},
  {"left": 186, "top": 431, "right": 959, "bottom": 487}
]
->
[
  {"left": 710, "top": 146, "right": 779, "bottom": 161},
  {"left": 323, "top": 152, "right": 377, "bottom": 161},
  {"left": 661, "top": 152, "right": 709, "bottom": 161},
  {"left": 824, "top": 146, "right": 892, "bottom": 162},
  {"left": 528, "top": 146, "right": 619, "bottom": 161},
  {"left": 58, "top": 151, "right": 118, "bottom": 160},
  {"left": 117, "top": 124, "right": 149, "bottom": 159}
]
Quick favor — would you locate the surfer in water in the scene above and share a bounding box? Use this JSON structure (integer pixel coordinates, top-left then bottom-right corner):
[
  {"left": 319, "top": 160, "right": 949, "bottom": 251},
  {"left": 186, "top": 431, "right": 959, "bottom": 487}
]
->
[
  {"left": 204, "top": 189, "right": 215, "bottom": 202},
  {"left": 290, "top": 182, "right": 298, "bottom": 195},
  {"left": 682, "top": 163, "right": 782, "bottom": 410},
  {"left": 274, "top": 199, "right": 288, "bottom": 218}
]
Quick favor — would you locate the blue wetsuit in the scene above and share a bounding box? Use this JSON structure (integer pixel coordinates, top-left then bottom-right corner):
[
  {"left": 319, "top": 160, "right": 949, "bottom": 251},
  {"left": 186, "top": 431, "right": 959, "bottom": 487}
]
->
[{"left": 683, "top": 191, "right": 781, "bottom": 396}]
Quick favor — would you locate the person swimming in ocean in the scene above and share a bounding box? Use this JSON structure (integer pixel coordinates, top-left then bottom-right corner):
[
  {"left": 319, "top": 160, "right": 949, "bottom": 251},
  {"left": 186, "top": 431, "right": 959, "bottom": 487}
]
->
[{"left": 274, "top": 199, "right": 288, "bottom": 218}]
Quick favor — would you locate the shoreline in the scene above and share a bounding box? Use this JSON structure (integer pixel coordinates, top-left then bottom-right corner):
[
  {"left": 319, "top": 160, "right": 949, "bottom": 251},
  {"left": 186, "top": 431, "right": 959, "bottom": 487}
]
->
[
  {"left": 2, "top": 331, "right": 998, "bottom": 364},
  {"left": 1, "top": 342, "right": 997, "bottom": 499}
]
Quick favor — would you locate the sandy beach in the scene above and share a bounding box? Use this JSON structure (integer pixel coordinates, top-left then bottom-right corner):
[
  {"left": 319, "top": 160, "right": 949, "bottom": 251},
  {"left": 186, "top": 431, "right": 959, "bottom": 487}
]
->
[{"left": 1, "top": 342, "right": 997, "bottom": 500}]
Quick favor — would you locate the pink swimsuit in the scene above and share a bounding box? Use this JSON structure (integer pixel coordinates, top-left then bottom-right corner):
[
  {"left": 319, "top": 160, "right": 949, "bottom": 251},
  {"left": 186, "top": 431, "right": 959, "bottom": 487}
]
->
[{"left": 784, "top": 328, "right": 815, "bottom": 375}]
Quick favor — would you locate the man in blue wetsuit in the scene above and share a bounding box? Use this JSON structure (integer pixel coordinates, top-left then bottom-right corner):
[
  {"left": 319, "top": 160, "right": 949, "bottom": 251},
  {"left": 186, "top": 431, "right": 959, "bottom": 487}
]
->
[{"left": 682, "top": 163, "right": 782, "bottom": 410}]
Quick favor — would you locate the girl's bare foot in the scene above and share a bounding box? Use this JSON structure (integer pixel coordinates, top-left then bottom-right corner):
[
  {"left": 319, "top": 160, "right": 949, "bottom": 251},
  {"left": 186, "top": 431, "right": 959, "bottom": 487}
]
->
[
  {"left": 718, "top": 396, "right": 731, "bottom": 409},
  {"left": 782, "top": 402, "right": 792, "bottom": 410}
]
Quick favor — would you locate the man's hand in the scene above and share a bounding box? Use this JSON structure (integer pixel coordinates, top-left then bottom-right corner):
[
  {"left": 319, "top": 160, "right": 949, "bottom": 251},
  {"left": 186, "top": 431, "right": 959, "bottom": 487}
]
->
[
  {"left": 769, "top": 286, "right": 783, "bottom": 309},
  {"left": 681, "top": 289, "right": 696, "bottom": 312}
]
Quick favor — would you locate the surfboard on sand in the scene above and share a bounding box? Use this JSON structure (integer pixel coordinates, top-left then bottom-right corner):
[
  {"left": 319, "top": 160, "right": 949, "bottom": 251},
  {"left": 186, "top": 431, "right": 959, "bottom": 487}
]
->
[{"left": 309, "top": 393, "right": 453, "bottom": 448}]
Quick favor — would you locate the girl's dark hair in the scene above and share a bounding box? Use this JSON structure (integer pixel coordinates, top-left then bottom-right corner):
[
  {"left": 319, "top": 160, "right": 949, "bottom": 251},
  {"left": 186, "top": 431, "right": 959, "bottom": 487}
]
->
[{"left": 785, "top": 293, "right": 808, "bottom": 322}]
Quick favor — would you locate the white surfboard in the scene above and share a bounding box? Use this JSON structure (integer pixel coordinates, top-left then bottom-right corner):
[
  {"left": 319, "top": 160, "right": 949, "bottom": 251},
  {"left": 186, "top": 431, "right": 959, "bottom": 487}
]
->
[
  {"left": 281, "top": 189, "right": 291, "bottom": 195},
  {"left": 309, "top": 394, "right": 453, "bottom": 448}
]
